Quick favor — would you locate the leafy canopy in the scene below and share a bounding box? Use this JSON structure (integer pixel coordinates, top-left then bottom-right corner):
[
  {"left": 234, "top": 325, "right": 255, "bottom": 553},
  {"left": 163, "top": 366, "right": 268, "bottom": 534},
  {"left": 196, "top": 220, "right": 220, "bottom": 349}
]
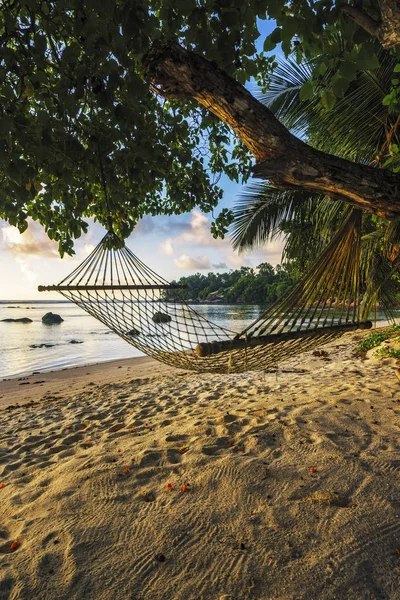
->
[
  {"left": 1, "top": 0, "right": 399, "bottom": 255},
  {"left": 169, "top": 261, "right": 296, "bottom": 305}
]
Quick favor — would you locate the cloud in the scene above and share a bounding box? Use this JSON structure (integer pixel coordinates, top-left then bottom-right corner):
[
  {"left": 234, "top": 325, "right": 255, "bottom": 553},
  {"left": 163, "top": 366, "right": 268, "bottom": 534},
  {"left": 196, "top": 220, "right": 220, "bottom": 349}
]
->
[
  {"left": 159, "top": 208, "right": 222, "bottom": 249},
  {"left": 160, "top": 239, "right": 174, "bottom": 256},
  {"left": 1, "top": 219, "right": 58, "bottom": 258},
  {"left": 225, "top": 251, "right": 251, "bottom": 267},
  {"left": 174, "top": 254, "right": 211, "bottom": 270},
  {"left": 158, "top": 209, "right": 286, "bottom": 272}
]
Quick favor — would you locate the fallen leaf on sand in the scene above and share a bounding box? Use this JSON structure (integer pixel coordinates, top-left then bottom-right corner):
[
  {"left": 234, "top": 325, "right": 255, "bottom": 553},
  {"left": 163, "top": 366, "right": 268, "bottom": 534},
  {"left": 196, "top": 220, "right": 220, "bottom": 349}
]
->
[
  {"left": 179, "top": 446, "right": 189, "bottom": 454},
  {"left": 0, "top": 482, "right": 5, "bottom": 489},
  {"left": 124, "top": 467, "right": 130, "bottom": 474}
]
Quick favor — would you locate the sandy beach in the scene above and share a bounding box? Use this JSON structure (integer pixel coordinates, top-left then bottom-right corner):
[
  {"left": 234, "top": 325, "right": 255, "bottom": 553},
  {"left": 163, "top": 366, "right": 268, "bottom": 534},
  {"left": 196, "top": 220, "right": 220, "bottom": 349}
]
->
[{"left": 1, "top": 330, "right": 400, "bottom": 600}]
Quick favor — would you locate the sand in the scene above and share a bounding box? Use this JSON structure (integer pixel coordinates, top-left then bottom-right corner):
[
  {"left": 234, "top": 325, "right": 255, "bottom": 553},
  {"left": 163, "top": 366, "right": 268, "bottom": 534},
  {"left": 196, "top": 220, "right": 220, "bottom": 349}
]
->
[{"left": 0, "top": 331, "right": 400, "bottom": 600}]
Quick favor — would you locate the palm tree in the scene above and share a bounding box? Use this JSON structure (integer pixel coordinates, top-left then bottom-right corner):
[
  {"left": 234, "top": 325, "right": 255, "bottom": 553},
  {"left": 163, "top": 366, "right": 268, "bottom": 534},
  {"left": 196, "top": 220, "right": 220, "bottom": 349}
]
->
[{"left": 231, "top": 47, "right": 400, "bottom": 318}]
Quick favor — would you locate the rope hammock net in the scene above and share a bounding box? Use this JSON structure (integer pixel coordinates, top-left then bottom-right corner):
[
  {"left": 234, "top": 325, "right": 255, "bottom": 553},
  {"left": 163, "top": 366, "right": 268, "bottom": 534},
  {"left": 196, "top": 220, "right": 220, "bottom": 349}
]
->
[{"left": 39, "top": 209, "right": 372, "bottom": 374}]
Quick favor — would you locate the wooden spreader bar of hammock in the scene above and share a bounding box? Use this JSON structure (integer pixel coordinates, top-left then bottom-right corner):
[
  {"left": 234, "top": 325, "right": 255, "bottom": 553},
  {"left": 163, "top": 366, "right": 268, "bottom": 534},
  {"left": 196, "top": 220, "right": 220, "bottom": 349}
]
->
[
  {"left": 195, "top": 320, "right": 373, "bottom": 357},
  {"left": 38, "top": 284, "right": 189, "bottom": 292}
]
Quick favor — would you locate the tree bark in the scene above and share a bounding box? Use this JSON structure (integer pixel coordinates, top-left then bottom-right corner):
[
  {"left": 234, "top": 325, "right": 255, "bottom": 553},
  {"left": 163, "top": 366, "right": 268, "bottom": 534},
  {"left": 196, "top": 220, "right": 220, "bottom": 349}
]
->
[
  {"left": 378, "top": 0, "right": 400, "bottom": 48},
  {"left": 143, "top": 41, "right": 400, "bottom": 220},
  {"left": 341, "top": 0, "right": 400, "bottom": 49}
]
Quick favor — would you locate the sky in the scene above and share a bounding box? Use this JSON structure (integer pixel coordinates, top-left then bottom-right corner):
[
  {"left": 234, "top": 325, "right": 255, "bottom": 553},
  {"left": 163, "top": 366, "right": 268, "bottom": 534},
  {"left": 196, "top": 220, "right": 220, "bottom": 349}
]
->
[{"left": 0, "top": 19, "right": 284, "bottom": 300}]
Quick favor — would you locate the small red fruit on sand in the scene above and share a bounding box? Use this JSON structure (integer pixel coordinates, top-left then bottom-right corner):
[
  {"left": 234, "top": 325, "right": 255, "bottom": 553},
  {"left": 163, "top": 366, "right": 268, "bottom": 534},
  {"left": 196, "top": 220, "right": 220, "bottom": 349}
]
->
[
  {"left": 124, "top": 467, "right": 130, "bottom": 474},
  {"left": 166, "top": 483, "right": 173, "bottom": 491},
  {"left": 0, "top": 483, "right": 5, "bottom": 489},
  {"left": 66, "top": 425, "right": 72, "bottom": 430},
  {"left": 181, "top": 484, "right": 188, "bottom": 492},
  {"left": 110, "top": 403, "right": 114, "bottom": 407},
  {"left": 117, "top": 449, "right": 122, "bottom": 453},
  {"left": 86, "top": 440, "right": 92, "bottom": 445},
  {"left": 10, "top": 540, "right": 19, "bottom": 551},
  {"left": 115, "top": 427, "right": 120, "bottom": 432},
  {"left": 309, "top": 467, "right": 317, "bottom": 473},
  {"left": 130, "top": 428, "right": 135, "bottom": 433}
]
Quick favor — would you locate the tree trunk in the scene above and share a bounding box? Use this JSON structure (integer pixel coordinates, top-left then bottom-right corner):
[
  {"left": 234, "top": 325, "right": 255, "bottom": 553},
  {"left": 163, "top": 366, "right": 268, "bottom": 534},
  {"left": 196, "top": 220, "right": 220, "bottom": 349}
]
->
[
  {"left": 378, "top": 0, "right": 400, "bottom": 48},
  {"left": 143, "top": 41, "right": 400, "bottom": 220}
]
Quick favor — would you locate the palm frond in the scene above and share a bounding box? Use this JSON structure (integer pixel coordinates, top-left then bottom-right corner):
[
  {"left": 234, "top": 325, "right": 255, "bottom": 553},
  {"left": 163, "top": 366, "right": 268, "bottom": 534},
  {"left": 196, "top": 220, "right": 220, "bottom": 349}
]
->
[
  {"left": 261, "top": 49, "right": 398, "bottom": 163},
  {"left": 230, "top": 183, "right": 323, "bottom": 252}
]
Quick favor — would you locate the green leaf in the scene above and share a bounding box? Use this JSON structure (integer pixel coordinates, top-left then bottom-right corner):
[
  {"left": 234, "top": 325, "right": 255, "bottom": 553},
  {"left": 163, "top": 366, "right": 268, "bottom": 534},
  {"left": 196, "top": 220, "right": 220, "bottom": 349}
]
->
[
  {"left": 331, "top": 76, "right": 350, "bottom": 98},
  {"left": 318, "top": 62, "right": 328, "bottom": 76},
  {"left": 320, "top": 90, "right": 336, "bottom": 111},
  {"left": 34, "top": 34, "right": 47, "bottom": 55},
  {"left": 394, "top": 63, "right": 400, "bottom": 72},
  {"left": 299, "top": 81, "right": 314, "bottom": 101},
  {"left": 270, "top": 27, "right": 282, "bottom": 44},
  {"left": 339, "top": 61, "right": 357, "bottom": 80},
  {"left": 383, "top": 93, "right": 394, "bottom": 106},
  {"left": 356, "top": 46, "right": 380, "bottom": 71}
]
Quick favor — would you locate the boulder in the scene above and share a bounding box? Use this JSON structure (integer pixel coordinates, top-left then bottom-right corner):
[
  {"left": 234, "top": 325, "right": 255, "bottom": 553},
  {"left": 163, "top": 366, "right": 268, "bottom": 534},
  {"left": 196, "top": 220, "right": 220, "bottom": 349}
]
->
[
  {"left": 42, "top": 312, "right": 64, "bottom": 325},
  {"left": 152, "top": 311, "right": 172, "bottom": 324},
  {"left": 1, "top": 317, "right": 32, "bottom": 323}
]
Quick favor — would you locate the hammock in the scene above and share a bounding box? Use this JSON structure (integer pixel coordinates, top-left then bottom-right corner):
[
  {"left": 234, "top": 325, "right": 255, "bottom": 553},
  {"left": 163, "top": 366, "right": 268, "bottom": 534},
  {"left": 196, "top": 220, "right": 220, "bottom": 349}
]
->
[{"left": 38, "top": 210, "right": 372, "bottom": 374}]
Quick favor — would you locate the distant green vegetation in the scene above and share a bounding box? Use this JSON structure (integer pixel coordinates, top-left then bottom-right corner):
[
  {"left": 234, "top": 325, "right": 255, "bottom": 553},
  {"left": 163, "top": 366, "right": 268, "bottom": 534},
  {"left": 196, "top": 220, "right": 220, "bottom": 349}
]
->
[
  {"left": 169, "top": 262, "right": 299, "bottom": 305},
  {"left": 355, "top": 324, "right": 400, "bottom": 355}
]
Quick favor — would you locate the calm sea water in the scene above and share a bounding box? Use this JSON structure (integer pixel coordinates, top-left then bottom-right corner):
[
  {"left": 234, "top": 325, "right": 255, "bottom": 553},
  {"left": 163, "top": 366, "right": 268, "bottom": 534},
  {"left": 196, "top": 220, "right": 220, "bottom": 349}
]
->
[{"left": 0, "top": 301, "right": 266, "bottom": 378}]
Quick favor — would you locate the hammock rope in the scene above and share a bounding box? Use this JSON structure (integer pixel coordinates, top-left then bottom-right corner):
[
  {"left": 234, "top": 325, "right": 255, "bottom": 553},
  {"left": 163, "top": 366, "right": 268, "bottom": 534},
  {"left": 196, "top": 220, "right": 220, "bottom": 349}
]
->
[{"left": 38, "top": 209, "right": 372, "bottom": 374}]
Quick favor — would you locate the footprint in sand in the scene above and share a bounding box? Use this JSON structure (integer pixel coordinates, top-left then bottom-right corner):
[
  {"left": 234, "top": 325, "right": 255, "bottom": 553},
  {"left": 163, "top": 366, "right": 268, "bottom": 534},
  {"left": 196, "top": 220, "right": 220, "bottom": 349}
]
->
[{"left": 138, "top": 450, "right": 163, "bottom": 467}]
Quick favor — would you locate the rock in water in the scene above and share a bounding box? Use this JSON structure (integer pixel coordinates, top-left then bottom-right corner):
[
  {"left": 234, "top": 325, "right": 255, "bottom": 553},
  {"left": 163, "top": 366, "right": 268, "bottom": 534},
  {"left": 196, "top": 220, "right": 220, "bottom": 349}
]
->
[
  {"left": 152, "top": 312, "right": 171, "bottom": 324},
  {"left": 42, "top": 312, "right": 64, "bottom": 325},
  {"left": 1, "top": 317, "right": 33, "bottom": 323},
  {"left": 30, "top": 343, "right": 55, "bottom": 348},
  {"left": 126, "top": 328, "right": 140, "bottom": 336}
]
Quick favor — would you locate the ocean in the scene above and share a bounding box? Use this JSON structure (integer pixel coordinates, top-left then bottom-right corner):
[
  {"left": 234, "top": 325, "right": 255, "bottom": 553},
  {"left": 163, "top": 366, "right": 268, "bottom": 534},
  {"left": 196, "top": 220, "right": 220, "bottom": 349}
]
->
[{"left": 0, "top": 301, "right": 266, "bottom": 378}]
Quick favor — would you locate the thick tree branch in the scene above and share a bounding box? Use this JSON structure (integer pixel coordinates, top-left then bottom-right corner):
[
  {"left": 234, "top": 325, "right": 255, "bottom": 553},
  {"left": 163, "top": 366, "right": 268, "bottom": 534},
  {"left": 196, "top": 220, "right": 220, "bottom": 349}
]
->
[
  {"left": 143, "top": 41, "right": 400, "bottom": 220},
  {"left": 340, "top": 5, "right": 380, "bottom": 37},
  {"left": 341, "top": 1, "right": 400, "bottom": 49}
]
